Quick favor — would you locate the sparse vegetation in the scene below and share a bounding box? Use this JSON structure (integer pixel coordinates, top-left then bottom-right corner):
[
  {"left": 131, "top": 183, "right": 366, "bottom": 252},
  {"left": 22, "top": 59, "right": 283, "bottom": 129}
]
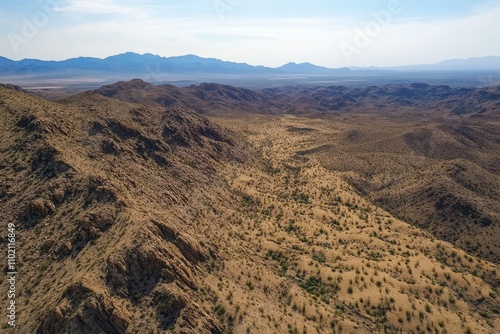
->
[{"left": 0, "top": 83, "right": 498, "bottom": 334}]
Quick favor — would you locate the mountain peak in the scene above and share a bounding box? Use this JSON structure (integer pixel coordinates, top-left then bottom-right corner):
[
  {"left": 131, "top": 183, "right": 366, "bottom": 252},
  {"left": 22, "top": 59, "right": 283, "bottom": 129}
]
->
[{"left": 104, "top": 52, "right": 158, "bottom": 60}]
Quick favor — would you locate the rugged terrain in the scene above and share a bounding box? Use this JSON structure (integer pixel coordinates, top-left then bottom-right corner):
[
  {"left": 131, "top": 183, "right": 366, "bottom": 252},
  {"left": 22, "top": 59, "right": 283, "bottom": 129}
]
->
[
  {"left": 95, "top": 80, "right": 500, "bottom": 117},
  {"left": 0, "top": 84, "right": 250, "bottom": 333},
  {"left": 0, "top": 81, "right": 499, "bottom": 334},
  {"left": 94, "top": 80, "right": 500, "bottom": 263}
]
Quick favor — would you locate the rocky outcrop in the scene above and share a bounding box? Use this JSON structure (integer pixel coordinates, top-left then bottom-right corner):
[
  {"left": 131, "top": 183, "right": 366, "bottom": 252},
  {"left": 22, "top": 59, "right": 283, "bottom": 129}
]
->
[
  {"left": 28, "top": 198, "right": 56, "bottom": 219},
  {"left": 152, "top": 219, "right": 212, "bottom": 263},
  {"left": 153, "top": 285, "right": 187, "bottom": 330},
  {"left": 31, "top": 146, "right": 71, "bottom": 178},
  {"left": 105, "top": 240, "right": 198, "bottom": 299},
  {"left": 151, "top": 284, "right": 224, "bottom": 333},
  {"left": 37, "top": 282, "right": 131, "bottom": 334}
]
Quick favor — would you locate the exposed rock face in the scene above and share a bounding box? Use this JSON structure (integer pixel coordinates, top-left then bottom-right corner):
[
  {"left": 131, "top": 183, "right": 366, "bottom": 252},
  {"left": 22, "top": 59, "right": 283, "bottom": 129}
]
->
[
  {"left": 150, "top": 284, "right": 224, "bottom": 334},
  {"left": 153, "top": 285, "right": 187, "bottom": 330},
  {"left": 37, "top": 282, "right": 131, "bottom": 334},
  {"left": 106, "top": 244, "right": 184, "bottom": 298},
  {"left": 28, "top": 198, "right": 56, "bottom": 220},
  {"left": 152, "top": 220, "right": 212, "bottom": 263},
  {"left": 75, "top": 209, "right": 117, "bottom": 246},
  {"left": 31, "top": 147, "right": 71, "bottom": 178}
]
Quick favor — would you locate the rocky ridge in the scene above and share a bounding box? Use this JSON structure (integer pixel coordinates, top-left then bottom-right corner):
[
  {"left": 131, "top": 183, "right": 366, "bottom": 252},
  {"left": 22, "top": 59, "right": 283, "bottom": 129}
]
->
[{"left": 0, "top": 85, "right": 248, "bottom": 333}]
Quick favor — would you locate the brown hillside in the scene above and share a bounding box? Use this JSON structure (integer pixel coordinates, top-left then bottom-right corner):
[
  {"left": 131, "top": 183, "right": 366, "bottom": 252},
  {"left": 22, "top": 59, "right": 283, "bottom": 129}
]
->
[
  {"left": 95, "top": 79, "right": 268, "bottom": 114},
  {"left": 0, "top": 86, "right": 248, "bottom": 333},
  {"left": 0, "top": 82, "right": 499, "bottom": 334},
  {"left": 304, "top": 116, "right": 500, "bottom": 264}
]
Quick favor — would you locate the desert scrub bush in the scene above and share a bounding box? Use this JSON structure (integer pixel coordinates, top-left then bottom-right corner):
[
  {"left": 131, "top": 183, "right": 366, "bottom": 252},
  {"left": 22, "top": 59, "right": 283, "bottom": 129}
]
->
[
  {"left": 312, "top": 250, "right": 326, "bottom": 264},
  {"left": 266, "top": 250, "right": 289, "bottom": 275},
  {"left": 299, "top": 275, "right": 339, "bottom": 297}
]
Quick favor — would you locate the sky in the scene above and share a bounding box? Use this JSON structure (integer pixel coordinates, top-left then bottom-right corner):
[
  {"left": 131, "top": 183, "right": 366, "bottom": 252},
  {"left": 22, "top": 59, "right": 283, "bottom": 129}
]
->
[{"left": 0, "top": 0, "right": 499, "bottom": 68}]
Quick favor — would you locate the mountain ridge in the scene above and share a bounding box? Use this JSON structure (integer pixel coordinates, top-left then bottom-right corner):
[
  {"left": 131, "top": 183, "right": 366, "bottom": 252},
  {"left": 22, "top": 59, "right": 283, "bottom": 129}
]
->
[
  {"left": 92, "top": 79, "right": 500, "bottom": 117},
  {"left": 0, "top": 52, "right": 348, "bottom": 76},
  {"left": 2, "top": 53, "right": 500, "bottom": 77}
]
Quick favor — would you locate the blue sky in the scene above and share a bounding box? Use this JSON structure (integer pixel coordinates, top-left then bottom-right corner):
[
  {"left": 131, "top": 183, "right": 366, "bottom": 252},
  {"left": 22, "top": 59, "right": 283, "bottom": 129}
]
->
[{"left": 1, "top": 0, "right": 499, "bottom": 67}]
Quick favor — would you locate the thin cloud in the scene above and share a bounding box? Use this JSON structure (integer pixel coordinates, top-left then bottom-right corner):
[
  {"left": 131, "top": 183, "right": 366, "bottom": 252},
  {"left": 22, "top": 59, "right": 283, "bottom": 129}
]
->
[
  {"left": 193, "top": 33, "right": 277, "bottom": 43},
  {"left": 56, "top": 0, "right": 148, "bottom": 16}
]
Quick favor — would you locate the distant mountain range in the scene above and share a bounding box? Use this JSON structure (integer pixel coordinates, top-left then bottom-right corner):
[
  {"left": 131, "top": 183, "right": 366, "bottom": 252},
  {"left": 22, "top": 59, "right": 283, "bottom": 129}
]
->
[
  {"left": 1, "top": 53, "right": 499, "bottom": 78},
  {"left": 0, "top": 52, "right": 351, "bottom": 76},
  {"left": 355, "top": 56, "right": 500, "bottom": 72},
  {"left": 1, "top": 53, "right": 500, "bottom": 89}
]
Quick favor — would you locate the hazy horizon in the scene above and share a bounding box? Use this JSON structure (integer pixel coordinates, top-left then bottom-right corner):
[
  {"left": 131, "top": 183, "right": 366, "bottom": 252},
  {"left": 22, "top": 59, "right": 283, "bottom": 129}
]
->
[
  {"left": 2, "top": 51, "right": 500, "bottom": 71},
  {"left": 1, "top": 0, "right": 500, "bottom": 68}
]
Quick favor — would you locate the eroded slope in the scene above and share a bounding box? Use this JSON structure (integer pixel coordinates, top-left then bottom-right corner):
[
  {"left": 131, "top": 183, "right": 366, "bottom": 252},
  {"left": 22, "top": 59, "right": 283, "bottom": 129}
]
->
[{"left": 0, "top": 86, "right": 248, "bottom": 333}]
